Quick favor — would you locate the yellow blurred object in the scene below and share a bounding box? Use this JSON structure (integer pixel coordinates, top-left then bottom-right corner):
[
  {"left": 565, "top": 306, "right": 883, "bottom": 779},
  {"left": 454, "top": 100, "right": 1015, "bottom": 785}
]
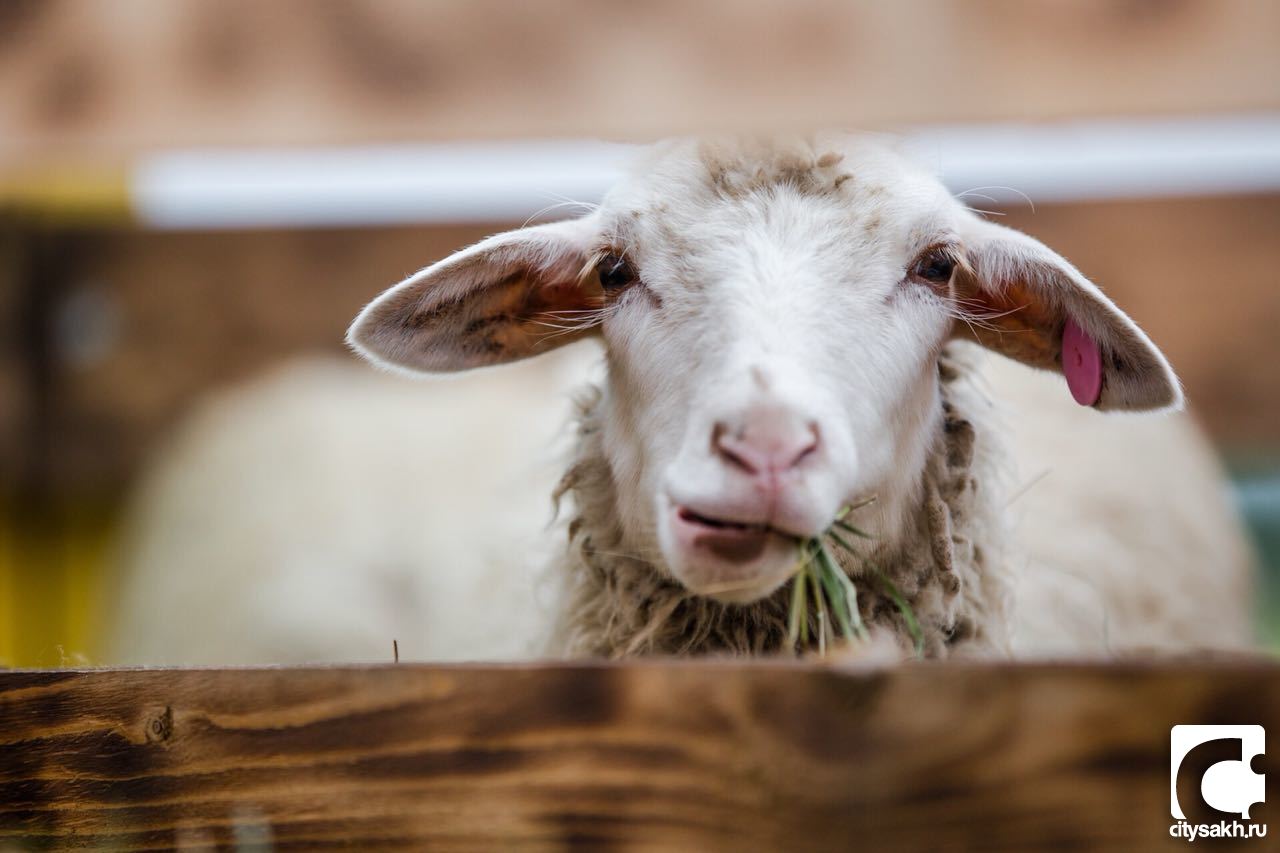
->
[
  {"left": 0, "top": 510, "right": 11, "bottom": 667},
  {"left": 0, "top": 503, "right": 116, "bottom": 668},
  {"left": 0, "top": 166, "right": 134, "bottom": 228}
]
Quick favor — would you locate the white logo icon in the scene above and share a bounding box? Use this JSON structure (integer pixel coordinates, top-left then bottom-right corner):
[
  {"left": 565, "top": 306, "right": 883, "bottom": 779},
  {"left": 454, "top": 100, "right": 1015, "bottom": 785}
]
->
[{"left": 1171, "top": 725, "right": 1266, "bottom": 820}]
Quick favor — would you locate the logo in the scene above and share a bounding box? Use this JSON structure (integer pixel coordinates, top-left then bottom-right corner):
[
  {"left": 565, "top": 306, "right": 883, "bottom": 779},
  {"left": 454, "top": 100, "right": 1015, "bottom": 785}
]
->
[{"left": 1170, "top": 724, "right": 1267, "bottom": 842}]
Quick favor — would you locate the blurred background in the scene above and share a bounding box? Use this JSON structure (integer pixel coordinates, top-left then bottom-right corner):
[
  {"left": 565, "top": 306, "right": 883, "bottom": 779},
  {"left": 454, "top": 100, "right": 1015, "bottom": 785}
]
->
[{"left": 1, "top": 0, "right": 1278, "bottom": 666}]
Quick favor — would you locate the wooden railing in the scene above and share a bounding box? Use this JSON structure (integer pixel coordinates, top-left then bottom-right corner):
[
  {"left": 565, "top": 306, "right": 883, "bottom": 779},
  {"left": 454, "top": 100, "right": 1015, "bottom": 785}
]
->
[{"left": 2, "top": 661, "right": 1277, "bottom": 849}]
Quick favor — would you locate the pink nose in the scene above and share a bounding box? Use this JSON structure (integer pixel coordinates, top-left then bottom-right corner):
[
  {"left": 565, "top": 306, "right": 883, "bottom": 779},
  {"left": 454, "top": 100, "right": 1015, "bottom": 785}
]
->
[{"left": 713, "top": 407, "right": 820, "bottom": 475}]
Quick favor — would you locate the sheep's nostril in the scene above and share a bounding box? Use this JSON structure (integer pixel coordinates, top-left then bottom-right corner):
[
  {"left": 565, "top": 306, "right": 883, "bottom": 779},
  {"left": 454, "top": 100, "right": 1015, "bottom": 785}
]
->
[
  {"left": 713, "top": 417, "right": 820, "bottom": 475},
  {"left": 712, "top": 422, "right": 761, "bottom": 474},
  {"left": 788, "top": 423, "right": 820, "bottom": 469}
]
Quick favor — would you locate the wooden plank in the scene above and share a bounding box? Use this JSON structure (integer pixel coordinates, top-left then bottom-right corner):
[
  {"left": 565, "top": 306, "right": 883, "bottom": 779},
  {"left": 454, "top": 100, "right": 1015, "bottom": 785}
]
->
[
  {"left": 1, "top": 662, "right": 1277, "bottom": 850},
  {"left": 1, "top": 0, "right": 1279, "bottom": 165}
]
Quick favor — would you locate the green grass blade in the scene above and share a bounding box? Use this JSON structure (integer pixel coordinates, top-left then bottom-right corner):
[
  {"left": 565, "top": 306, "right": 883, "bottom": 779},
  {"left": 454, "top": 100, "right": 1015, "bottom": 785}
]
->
[
  {"left": 827, "top": 530, "right": 861, "bottom": 556},
  {"left": 824, "top": 545, "right": 870, "bottom": 641},
  {"left": 807, "top": 566, "right": 827, "bottom": 650},
  {"left": 811, "top": 565, "right": 833, "bottom": 651},
  {"left": 787, "top": 555, "right": 808, "bottom": 650},
  {"left": 814, "top": 542, "right": 866, "bottom": 641},
  {"left": 790, "top": 496, "right": 881, "bottom": 656},
  {"left": 835, "top": 495, "right": 878, "bottom": 518},
  {"left": 806, "top": 549, "right": 840, "bottom": 636},
  {"left": 873, "top": 567, "right": 925, "bottom": 657},
  {"left": 833, "top": 519, "right": 873, "bottom": 539}
]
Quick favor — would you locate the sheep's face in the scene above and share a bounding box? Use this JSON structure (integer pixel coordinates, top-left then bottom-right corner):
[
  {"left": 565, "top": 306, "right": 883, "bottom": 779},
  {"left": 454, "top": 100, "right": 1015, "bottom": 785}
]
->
[
  {"left": 350, "top": 136, "right": 1180, "bottom": 606},
  {"left": 588, "top": 140, "right": 964, "bottom": 602}
]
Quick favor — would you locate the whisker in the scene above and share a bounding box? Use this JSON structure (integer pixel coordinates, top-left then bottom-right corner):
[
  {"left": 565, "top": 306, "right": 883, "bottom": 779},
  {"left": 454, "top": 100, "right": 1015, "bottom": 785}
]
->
[
  {"left": 957, "top": 185, "right": 1036, "bottom": 214},
  {"left": 962, "top": 204, "right": 1006, "bottom": 218},
  {"left": 521, "top": 199, "right": 598, "bottom": 229},
  {"left": 539, "top": 191, "right": 600, "bottom": 213}
]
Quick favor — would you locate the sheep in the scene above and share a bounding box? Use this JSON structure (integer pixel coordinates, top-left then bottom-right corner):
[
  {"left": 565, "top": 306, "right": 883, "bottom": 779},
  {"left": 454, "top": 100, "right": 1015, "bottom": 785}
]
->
[
  {"left": 346, "top": 134, "right": 1256, "bottom": 660},
  {"left": 109, "top": 350, "right": 599, "bottom": 664},
  {"left": 111, "top": 134, "right": 1255, "bottom": 664}
]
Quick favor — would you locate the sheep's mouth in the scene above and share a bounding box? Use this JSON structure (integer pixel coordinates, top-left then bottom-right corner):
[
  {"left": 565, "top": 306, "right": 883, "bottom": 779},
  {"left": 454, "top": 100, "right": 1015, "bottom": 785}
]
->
[
  {"left": 677, "top": 507, "right": 771, "bottom": 534},
  {"left": 665, "top": 503, "right": 804, "bottom": 603},
  {"left": 672, "top": 505, "right": 782, "bottom": 568}
]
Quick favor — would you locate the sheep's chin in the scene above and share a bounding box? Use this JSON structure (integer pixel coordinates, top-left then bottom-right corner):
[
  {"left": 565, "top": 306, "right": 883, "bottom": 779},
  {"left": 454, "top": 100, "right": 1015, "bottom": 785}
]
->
[
  {"left": 693, "top": 573, "right": 792, "bottom": 606},
  {"left": 659, "top": 526, "right": 798, "bottom": 605}
]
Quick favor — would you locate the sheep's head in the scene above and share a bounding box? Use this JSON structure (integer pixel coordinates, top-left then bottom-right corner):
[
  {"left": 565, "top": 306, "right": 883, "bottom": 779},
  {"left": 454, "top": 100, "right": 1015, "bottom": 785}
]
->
[{"left": 349, "top": 135, "right": 1180, "bottom": 605}]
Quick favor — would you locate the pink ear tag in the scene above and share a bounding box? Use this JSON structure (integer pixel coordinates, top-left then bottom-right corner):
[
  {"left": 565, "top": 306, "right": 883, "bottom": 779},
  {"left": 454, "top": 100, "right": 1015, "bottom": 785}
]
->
[{"left": 1062, "top": 317, "right": 1102, "bottom": 406}]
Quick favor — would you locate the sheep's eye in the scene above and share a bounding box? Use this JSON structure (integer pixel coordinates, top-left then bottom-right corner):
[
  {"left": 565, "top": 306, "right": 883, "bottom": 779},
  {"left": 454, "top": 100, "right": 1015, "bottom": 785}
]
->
[
  {"left": 597, "top": 253, "right": 637, "bottom": 292},
  {"left": 911, "top": 250, "right": 956, "bottom": 284}
]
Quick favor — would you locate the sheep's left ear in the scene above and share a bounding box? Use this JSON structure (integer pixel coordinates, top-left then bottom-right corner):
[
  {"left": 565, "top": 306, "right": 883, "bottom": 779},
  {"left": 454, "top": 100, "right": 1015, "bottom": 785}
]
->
[
  {"left": 952, "top": 217, "right": 1182, "bottom": 413},
  {"left": 347, "top": 215, "right": 604, "bottom": 373}
]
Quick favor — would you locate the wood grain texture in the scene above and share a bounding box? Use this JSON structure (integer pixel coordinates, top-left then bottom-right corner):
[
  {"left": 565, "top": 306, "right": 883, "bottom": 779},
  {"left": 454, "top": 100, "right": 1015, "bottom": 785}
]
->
[
  {"left": 1, "top": 662, "right": 1278, "bottom": 850},
  {"left": 1, "top": 0, "right": 1278, "bottom": 165}
]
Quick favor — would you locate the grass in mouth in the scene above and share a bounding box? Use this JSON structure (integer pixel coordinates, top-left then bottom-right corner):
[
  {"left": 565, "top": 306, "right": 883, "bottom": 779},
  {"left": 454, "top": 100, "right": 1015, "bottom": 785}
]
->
[{"left": 786, "top": 496, "right": 925, "bottom": 658}]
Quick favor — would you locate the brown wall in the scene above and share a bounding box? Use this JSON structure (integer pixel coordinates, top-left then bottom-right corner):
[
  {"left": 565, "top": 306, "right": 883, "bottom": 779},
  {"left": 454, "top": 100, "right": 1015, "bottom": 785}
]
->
[{"left": 2, "top": 0, "right": 1279, "bottom": 166}]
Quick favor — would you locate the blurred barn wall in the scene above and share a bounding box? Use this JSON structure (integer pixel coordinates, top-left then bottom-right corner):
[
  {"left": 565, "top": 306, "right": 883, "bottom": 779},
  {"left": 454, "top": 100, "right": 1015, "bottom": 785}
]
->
[
  {"left": 1, "top": 0, "right": 1278, "bottom": 664},
  {"left": 4, "top": 0, "right": 1280, "bottom": 160}
]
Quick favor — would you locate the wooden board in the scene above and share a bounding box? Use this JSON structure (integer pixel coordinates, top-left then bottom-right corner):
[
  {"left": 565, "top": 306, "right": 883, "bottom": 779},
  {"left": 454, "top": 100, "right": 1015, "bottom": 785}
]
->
[
  {"left": 1, "top": 0, "right": 1279, "bottom": 165},
  {"left": 1, "top": 662, "right": 1278, "bottom": 850}
]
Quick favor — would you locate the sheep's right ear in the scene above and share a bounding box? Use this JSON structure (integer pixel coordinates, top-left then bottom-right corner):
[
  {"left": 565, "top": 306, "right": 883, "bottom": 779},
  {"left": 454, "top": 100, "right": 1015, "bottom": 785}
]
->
[
  {"left": 953, "top": 217, "right": 1183, "bottom": 413},
  {"left": 347, "top": 216, "right": 604, "bottom": 373}
]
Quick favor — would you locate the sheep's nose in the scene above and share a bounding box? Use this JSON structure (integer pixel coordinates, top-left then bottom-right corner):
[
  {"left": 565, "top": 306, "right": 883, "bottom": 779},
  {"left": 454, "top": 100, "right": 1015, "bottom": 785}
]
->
[{"left": 713, "top": 407, "right": 820, "bottom": 476}]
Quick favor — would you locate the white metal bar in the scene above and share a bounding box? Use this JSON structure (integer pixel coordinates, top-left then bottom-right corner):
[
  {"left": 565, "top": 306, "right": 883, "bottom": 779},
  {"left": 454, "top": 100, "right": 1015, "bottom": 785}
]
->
[{"left": 130, "top": 114, "right": 1280, "bottom": 230}]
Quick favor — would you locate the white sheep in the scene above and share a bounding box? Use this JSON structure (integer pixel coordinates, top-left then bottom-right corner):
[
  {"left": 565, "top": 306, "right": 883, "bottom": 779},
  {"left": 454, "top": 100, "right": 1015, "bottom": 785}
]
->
[
  {"left": 109, "top": 351, "right": 597, "bottom": 664},
  {"left": 112, "top": 135, "right": 1255, "bottom": 664}
]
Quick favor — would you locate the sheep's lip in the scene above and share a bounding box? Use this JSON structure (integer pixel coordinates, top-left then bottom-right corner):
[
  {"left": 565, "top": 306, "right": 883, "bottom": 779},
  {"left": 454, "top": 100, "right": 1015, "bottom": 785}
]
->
[
  {"left": 672, "top": 506, "right": 782, "bottom": 566},
  {"left": 676, "top": 506, "right": 772, "bottom": 534},
  {"left": 675, "top": 506, "right": 812, "bottom": 541}
]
